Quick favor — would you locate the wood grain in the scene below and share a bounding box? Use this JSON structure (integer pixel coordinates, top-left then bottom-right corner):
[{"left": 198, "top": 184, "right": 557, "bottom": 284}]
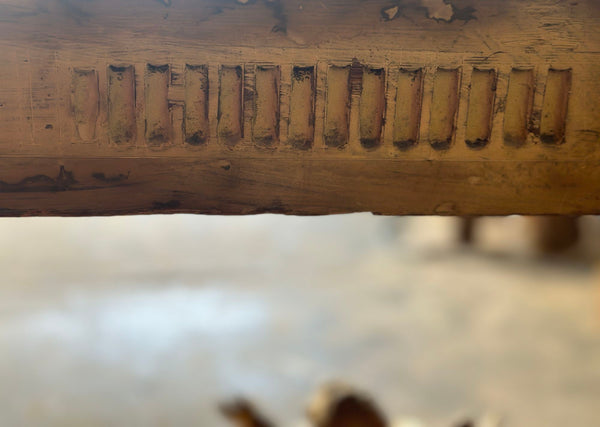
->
[
  {"left": 393, "top": 69, "right": 424, "bottom": 151},
  {"left": 0, "top": 0, "right": 599, "bottom": 216},
  {"left": 465, "top": 69, "right": 496, "bottom": 149},
  {"left": 429, "top": 68, "right": 460, "bottom": 150},
  {"left": 288, "top": 66, "right": 315, "bottom": 150},
  {"left": 107, "top": 65, "right": 136, "bottom": 145},
  {"left": 184, "top": 64, "right": 209, "bottom": 145},
  {"left": 71, "top": 69, "right": 99, "bottom": 142},
  {"left": 218, "top": 65, "right": 243, "bottom": 146},
  {"left": 1, "top": 157, "right": 598, "bottom": 216}
]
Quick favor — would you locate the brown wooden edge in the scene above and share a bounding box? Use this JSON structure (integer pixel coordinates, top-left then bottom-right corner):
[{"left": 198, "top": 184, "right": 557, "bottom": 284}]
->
[{"left": 0, "top": 158, "right": 598, "bottom": 216}]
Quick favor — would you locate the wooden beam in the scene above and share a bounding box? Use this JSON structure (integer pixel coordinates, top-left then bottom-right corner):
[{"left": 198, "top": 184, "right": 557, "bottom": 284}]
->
[
  {"left": 0, "top": 0, "right": 599, "bottom": 215},
  {"left": 1, "top": 158, "right": 598, "bottom": 216}
]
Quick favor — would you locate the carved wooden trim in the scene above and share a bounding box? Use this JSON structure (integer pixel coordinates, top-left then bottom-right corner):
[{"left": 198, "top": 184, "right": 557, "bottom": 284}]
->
[
  {"left": 61, "top": 62, "right": 576, "bottom": 151},
  {"left": 0, "top": 0, "right": 599, "bottom": 216}
]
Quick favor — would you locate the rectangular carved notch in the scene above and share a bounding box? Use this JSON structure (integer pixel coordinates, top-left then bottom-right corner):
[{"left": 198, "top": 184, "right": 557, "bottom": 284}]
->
[
  {"left": 359, "top": 67, "right": 385, "bottom": 149},
  {"left": 429, "top": 68, "right": 460, "bottom": 150},
  {"left": 184, "top": 65, "right": 209, "bottom": 145},
  {"left": 540, "top": 69, "right": 571, "bottom": 144},
  {"left": 324, "top": 65, "right": 350, "bottom": 148},
  {"left": 72, "top": 69, "right": 99, "bottom": 141},
  {"left": 288, "top": 66, "right": 315, "bottom": 150},
  {"left": 253, "top": 66, "right": 280, "bottom": 146},
  {"left": 394, "top": 69, "right": 423, "bottom": 150},
  {"left": 465, "top": 69, "right": 496, "bottom": 149},
  {"left": 145, "top": 64, "right": 170, "bottom": 146},
  {"left": 218, "top": 66, "right": 243, "bottom": 146},
  {"left": 107, "top": 65, "right": 136, "bottom": 144},
  {"left": 503, "top": 69, "right": 534, "bottom": 147}
]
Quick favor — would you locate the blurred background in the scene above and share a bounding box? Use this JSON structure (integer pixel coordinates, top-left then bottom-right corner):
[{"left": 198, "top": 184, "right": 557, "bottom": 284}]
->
[{"left": 0, "top": 214, "right": 599, "bottom": 426}]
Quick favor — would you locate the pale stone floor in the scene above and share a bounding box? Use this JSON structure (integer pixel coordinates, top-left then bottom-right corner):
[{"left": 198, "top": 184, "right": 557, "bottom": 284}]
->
[{"left": 0, "top": 215, "right": 599, "bottom": 427}]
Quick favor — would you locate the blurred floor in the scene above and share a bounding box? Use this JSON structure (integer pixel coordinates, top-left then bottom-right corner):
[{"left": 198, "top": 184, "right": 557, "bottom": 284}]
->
[{"left": 0, "top": 215, "right": 599, "bottom": 427}]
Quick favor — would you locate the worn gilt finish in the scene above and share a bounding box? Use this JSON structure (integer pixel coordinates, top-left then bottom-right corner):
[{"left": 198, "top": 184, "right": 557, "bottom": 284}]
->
[{"left": 0, "top": 0, "right": 599, "bottom": 215}]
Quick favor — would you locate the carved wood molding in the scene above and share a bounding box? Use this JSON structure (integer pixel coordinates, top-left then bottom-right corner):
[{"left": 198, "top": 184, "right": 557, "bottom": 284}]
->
[
  {"left": 0, "top": 0, "right": 599, "bottom": 215},
  {"left": 69, "top": 62, "right": 573, "bottom": 151}
]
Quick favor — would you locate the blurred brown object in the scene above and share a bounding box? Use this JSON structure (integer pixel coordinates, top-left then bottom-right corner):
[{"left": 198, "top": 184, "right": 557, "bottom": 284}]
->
[
  {"left": 221, "top": 383, "right": 387, "bottom": 427},
  {"left": 458, "top": 217, "right": 478, "bottom": 245},
  {"left": 529, "top": 216, "right": 580, "bottom": 254},
  {"left": 307, "top": 383, "right": 387, "bottom": 427},
  {"left": 457, "top": 216, "right": 580, "bottom": 254},
  {"left": 220, "top": 399, "right": 274, "bottom": 427}
]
